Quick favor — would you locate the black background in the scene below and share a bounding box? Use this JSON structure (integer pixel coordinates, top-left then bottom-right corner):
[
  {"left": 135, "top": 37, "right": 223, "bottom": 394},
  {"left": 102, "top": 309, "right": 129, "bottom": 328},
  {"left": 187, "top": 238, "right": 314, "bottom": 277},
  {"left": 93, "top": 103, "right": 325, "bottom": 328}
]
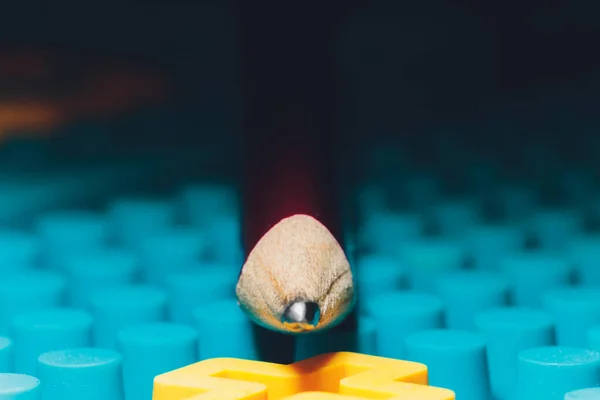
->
[{"left": 3, "top": 0, "right": 598, "bottom": 145}]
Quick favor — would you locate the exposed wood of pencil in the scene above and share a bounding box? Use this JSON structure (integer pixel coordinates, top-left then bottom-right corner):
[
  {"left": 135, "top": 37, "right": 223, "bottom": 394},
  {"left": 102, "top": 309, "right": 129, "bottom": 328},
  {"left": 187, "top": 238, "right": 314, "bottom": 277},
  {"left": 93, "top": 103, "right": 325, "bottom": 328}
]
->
[{"left": 240, "top": 3, "right": 355, "bottom": 363}]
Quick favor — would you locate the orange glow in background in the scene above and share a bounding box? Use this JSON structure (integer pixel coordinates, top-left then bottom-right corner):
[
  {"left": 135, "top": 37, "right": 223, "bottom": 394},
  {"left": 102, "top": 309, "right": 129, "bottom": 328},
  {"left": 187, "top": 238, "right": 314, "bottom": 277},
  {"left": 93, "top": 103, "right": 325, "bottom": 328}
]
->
[{"left": 0, "top": 48, "right": 169, "bottom": 141}]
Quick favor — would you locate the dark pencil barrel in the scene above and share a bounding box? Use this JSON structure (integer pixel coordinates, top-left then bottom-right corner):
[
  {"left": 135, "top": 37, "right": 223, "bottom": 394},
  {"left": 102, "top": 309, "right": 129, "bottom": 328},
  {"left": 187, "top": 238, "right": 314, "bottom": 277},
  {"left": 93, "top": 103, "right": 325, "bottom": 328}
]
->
[{"left": 239, "top": 3, "right": 356, "bottom": 363}]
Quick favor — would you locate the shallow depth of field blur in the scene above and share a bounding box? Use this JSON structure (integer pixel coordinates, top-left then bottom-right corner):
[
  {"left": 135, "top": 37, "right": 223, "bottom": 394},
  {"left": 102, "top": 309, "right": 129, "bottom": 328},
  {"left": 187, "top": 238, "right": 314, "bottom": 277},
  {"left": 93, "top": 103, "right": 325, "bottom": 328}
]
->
[{"left": 1, "top": 2, "right": 600, "bottom": 400}]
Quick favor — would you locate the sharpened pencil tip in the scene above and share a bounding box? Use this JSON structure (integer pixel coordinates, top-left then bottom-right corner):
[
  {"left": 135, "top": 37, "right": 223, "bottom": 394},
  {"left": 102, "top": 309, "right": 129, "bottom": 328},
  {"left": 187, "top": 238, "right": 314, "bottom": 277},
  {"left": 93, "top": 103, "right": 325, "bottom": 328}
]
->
[
  {"left": 283, "top": 301, "right": 320, "bottom": 324},
  {"left": 236, "top": 214, "right": 355, "bottom": 334}
]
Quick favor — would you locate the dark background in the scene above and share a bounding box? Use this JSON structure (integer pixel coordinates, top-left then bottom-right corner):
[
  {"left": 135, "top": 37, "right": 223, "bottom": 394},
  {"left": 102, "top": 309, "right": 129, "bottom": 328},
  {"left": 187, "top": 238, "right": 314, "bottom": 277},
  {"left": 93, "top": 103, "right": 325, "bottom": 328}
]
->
[{"left": 3, "top": 0, "right": 598, "bottom": 146}]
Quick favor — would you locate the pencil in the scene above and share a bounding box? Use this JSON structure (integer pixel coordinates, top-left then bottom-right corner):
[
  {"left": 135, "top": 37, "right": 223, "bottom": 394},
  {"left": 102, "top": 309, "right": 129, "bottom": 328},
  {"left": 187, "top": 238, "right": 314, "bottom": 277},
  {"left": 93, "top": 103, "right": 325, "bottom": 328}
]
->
[{"left": 236, "top": 3, "right": 357, "bottom": 363}]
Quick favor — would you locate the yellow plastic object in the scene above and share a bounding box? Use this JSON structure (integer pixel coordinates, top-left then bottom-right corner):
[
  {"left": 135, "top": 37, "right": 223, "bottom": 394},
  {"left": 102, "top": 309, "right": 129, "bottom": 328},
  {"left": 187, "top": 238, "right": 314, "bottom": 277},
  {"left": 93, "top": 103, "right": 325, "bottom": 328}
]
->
[{"left": 153, "top": 351, "right": 455, "bottom": 400}]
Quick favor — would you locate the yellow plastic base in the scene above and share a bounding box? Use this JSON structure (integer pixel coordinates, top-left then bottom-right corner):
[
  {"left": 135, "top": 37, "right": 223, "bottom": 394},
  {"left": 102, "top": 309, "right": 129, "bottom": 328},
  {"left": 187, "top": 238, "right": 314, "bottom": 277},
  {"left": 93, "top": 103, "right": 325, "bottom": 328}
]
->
[{"left": 152, "top": 351, "right": 455, "bottom": 399}]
